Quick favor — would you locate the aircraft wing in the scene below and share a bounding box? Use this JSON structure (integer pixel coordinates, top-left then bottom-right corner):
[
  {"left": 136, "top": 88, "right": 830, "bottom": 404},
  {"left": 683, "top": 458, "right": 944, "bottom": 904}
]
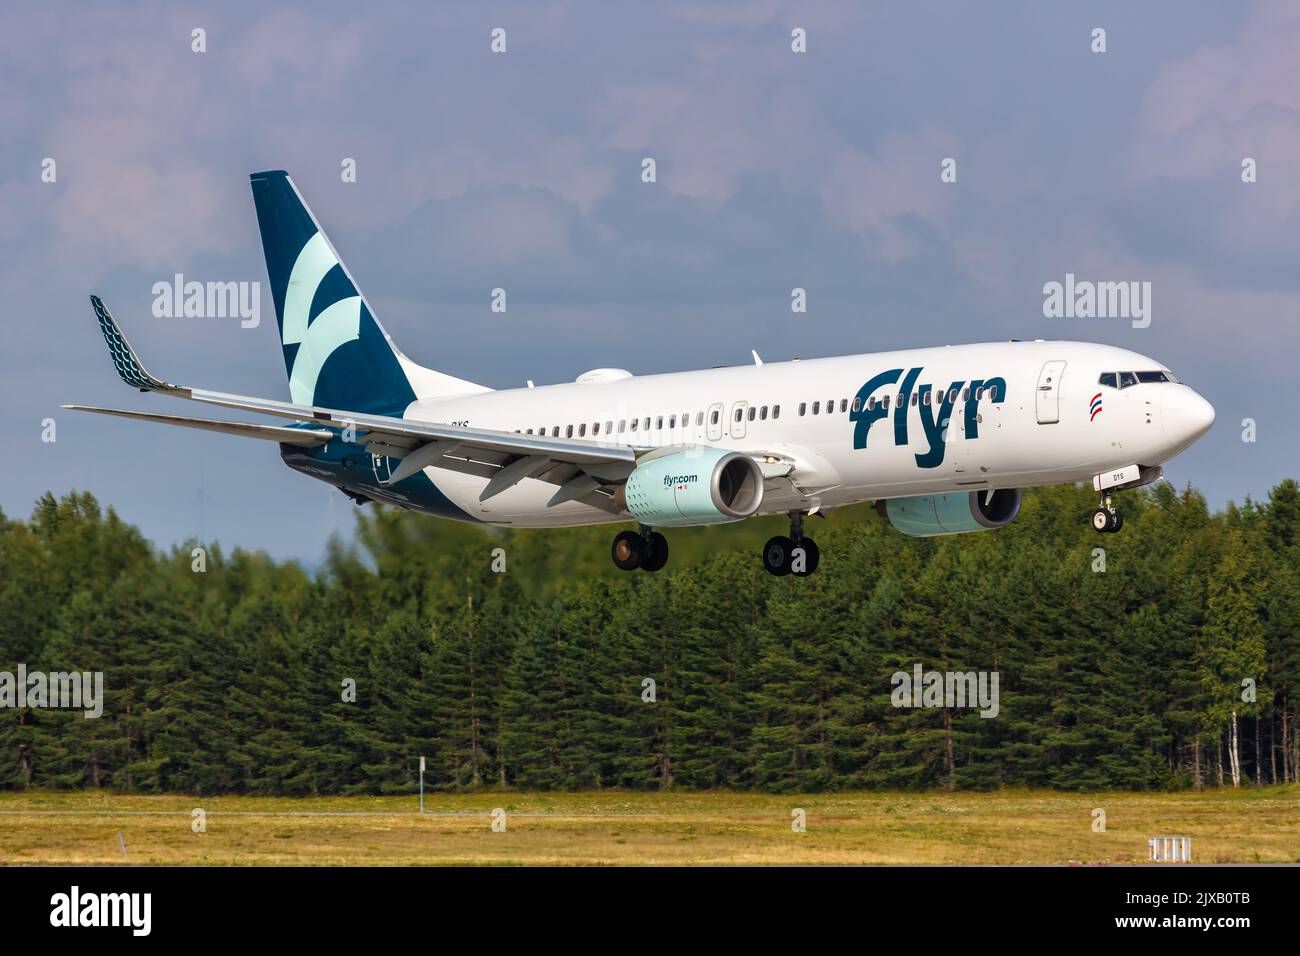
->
[
  {"left": 75, "top": 296, "right": 638, "bottom": 511},
  {"left": 62, "top": 406, "right": 335, "bottom": 447}
]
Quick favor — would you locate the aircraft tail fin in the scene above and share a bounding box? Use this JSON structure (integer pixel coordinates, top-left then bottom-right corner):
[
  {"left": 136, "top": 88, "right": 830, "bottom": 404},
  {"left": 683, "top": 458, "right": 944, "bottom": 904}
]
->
[{"left": 249, "top": 170, "right": 487, "bottom": 415}]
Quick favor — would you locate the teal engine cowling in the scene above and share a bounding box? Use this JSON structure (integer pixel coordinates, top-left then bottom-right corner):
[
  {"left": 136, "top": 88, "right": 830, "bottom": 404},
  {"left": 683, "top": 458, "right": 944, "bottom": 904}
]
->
[
  {"left": 623, "top": 448, "right": 764, "bottom": 527},
  {"left": 879, "top": 489, "right": 1021, "bottom": 537}
]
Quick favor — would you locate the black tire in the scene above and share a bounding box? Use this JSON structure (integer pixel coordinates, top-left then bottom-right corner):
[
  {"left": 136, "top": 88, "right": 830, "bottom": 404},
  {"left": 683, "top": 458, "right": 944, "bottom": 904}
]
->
[
  {"left": 1090, "top": 508, "right": 1111, "bottom": 533},
  {"left": 792, "top": 537, "right": 820, "bottom": 576},
  {"left": 611, "top": 530, "right": 644, "bottom": 571},
  {"left": 640, "top": 531, "right": 669, "bottom": 572},
  {"left": 1109, "top": 510, "right": 1124, "bottom": 533},
  {"left": 763, "top": 535, "right": 794, "bottom": 576}
]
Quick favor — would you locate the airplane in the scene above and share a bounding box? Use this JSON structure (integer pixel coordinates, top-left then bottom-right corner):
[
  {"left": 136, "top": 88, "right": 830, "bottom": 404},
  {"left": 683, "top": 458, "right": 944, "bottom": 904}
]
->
[{"left": 68, "top": 170, "right": 1216, "bottom": 577}]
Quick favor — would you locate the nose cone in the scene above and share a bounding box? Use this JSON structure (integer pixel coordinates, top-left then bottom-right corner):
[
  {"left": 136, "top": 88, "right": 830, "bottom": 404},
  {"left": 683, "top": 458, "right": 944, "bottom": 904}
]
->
[{"left": 1162, "top": 388, "right": 1215, "bottom": 449}]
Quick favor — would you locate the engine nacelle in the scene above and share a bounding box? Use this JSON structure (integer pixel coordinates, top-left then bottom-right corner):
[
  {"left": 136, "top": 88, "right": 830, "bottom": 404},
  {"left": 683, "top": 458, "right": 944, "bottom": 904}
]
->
[
  {"left": 879, "top": 488, "right": 1022, "bottom": 537},
  {"left": 623, "top": 448, "right": 764, "bottom": 527}
]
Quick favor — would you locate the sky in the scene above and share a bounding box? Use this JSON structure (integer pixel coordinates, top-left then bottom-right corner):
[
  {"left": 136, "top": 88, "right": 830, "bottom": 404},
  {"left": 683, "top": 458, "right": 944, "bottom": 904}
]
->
[{"left": 2, "top": 0, "right": 1297, "bottom": 561}]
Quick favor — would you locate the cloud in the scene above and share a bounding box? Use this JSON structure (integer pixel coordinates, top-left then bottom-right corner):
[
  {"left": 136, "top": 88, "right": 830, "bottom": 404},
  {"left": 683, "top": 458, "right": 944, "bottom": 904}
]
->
[
  {"left": 1131, "top": 1, "right": 1300, "bottom": 245},
  {"left": 819, "top": 125, "right": 960, "bottom": 260}
]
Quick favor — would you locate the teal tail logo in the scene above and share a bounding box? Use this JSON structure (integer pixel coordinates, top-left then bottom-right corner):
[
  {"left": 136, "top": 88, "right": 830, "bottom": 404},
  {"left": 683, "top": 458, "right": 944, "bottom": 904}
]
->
[{"left": 250, "top": 170, "right": 416, "bottom": 416}]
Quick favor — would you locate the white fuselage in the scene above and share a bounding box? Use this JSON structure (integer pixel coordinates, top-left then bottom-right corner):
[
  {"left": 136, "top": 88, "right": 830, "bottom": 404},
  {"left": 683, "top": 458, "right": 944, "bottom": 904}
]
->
[{"left": 399, "top": 340, "right": 1214, "bottom": 527}]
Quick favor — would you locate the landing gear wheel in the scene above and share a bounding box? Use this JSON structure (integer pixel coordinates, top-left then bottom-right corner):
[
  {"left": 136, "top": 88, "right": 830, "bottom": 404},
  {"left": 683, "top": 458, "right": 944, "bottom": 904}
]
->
[
  {"left": 640, "top": 531, "right": 669, "bottom": 572},
  {"left": 1109, "top": 510, "right": 1124, "bottom": 533},
  {"left": 1090, "top": 508, "right": 1112, "bottom": 533},
  {"left": 611, "top": 530, "right": 644, "bottom": 571},
  {"left": 762, "top": 535, "right": 794, "bottom": 576},
  {"left": 791, "top": 537, "right": 820, "bottom": 577}
]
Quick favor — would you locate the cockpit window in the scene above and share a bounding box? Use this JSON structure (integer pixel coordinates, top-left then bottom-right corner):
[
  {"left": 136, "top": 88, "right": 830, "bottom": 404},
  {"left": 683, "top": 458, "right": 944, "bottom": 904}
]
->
[{"left": 1101, "top": 369, "right": 1182, "bottom": 388}]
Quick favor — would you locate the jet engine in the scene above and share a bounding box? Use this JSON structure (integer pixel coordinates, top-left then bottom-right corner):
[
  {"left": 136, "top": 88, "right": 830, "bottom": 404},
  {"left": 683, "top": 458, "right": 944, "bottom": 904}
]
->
[
  {"left": 878, "top": 488, "right": 1022, "bottom": 537},
  {"left": 621, "top": 448, "right": 764, "bottom": 526}
]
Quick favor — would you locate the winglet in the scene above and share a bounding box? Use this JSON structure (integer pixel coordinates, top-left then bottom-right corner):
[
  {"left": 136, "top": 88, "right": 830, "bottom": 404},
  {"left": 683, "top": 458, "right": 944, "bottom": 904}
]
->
[{"left": 90, "top": 295, "right": 180, "bottom": 393}]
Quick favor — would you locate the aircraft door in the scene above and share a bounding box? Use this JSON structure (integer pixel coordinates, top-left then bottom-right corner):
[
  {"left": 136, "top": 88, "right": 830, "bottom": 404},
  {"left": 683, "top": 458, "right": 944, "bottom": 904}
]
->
[
  {"left": 1035, "top": 360, "right": 1066, "bottom": 424},
  {"left": 729, "top": 401, "right": 748, "bottom": 439}
]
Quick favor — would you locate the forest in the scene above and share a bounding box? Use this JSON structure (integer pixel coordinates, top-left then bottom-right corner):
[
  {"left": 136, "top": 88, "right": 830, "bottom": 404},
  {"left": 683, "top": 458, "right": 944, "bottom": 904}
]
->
[{"left": 1, "top": 478, "right": 1297, "bottom": 795}]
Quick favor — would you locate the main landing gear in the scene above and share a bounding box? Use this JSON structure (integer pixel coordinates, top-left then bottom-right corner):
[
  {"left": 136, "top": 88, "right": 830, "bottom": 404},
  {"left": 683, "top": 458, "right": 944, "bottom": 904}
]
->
[
  {"left": 1090, "top": 494, "right": 1125, "bottom": 534},
  {"left": 762, "top": 512, "right": 821, "bottom": 577},
  {"left": 612, "top": 525, "right": 669, "bottom": 572}
]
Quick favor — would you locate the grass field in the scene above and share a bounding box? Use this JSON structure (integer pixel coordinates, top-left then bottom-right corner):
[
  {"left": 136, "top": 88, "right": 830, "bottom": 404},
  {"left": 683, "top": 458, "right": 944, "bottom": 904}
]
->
[{"left": 1, "top": 787, "right": 1296, "bottom": 865}]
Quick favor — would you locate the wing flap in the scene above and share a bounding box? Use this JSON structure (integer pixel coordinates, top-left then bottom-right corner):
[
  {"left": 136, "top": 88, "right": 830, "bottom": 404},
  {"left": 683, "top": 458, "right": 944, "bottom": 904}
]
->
[{"left": 184, "top": 387, "right": 636, "bottom": 466}]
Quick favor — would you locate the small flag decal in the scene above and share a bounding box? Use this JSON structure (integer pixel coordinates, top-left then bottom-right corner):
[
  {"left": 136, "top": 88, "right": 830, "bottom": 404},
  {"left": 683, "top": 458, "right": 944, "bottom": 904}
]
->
[{"left": 1089, "top": 392, "right": 1103, "bottom": 421}]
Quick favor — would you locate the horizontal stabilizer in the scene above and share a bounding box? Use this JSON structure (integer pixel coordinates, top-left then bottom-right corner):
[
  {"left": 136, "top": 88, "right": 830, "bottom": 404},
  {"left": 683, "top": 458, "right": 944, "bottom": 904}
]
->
[{"left": 63, "top": 405, "right": 333, "bottom": 447}]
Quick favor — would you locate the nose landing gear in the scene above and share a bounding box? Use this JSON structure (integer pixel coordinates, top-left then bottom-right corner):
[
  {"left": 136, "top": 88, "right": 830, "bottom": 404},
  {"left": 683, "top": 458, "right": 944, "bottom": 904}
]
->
[
  {"left": 1090, "top": 495, "right": 1124, "bottom": 533},
  {"left": 762, "top": 512, "right": 821, "bottom": 576},
  {"left": 611, "top": 525, "right": 669, "bottom": 572}
]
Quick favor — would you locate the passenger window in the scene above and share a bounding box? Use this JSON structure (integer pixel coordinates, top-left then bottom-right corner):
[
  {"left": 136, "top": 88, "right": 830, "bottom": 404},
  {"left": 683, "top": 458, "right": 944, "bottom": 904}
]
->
[
  {"left": 798, "top": 402, "right": 807, "bottom": 416},
  {"left": 552, "top": 427, "right": 560, "bottom": 437},
  {"left": 747, "top": 407, "right": 756, "bottom": 421},
  {"left": 760, "top": 406, "right": 768, "bottom": 420},
  {"left": 910, "top": 393, "right": 917, "bottom": 407},
  {"left": 606, "top": 421, "right": 613, "bottom": 433},
  {"left": 866, "top": 397, "right": 875, "bottom": 411},
  {"left": 772, "top": 405, "right": 780, "bottom": 419},
  {"left": 975, "top": 388, "right": 984, "bottom": 400},
  {"left": 812, "top": 401, "right": 820, "bottom": 414},
  {"left": 883, "top": 395, "right": 891, "bottom": 409},
  {"left": 619, "top": 420, "right": 626, "bottom": 433},
  {"left": 630, "top": 419, "right": 638, "bottom": 432},
  {"left": 923, "top": 391, "right": 931, "bottom": 406},
  {"left": 696, "top": 411, "right": 703, "bottom": 426},
  {"left": 644, "top": 417, "right": 651, "bottom": 430},
  {"left": 710, "top": 409, "right": 720, "bottom": 425},
  {"left": 526, "top": 428, "right": 533, "bottom": 435},
  {"left": 839, "top": 399, "right": 847, "bottom": 413},
  {"left": 592, "top": 423, "right": 599, "bottom": 436},
  {"left": 566, "top": 425, "right": 574, "bottom": 437},
  {"left": 826, "top": 398, "right": 834, "bottom": 412},
  {"left": 734, "top": 408, "right": 743, "bottom": 422},
  {"left": 852, "top": 397, "right": 861, "bottom": 412},
  {"left": 669, "top": 415, "right": 676, "bottom": 429},
  {"left": 962, "top": 388, "right": 969, "bottom": 401}
]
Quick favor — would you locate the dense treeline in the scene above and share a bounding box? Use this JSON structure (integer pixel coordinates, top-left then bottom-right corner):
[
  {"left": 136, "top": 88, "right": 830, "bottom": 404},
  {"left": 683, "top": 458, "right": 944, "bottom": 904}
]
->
[{"left": 1, "top": 479, "right": 1298, "bottom": 794}]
